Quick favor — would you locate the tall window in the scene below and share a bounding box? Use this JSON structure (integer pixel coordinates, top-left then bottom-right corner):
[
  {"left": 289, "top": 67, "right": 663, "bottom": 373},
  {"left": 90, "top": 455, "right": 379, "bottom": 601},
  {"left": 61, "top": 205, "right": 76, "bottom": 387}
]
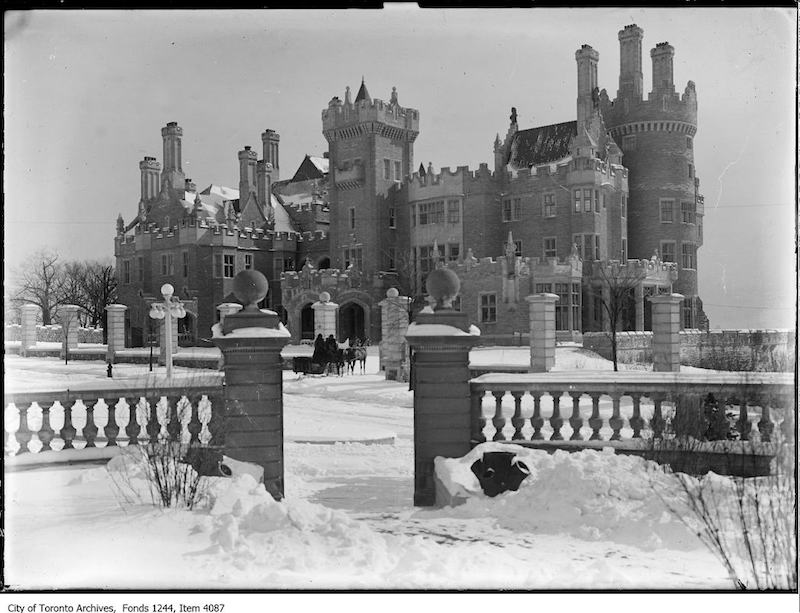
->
[
  {"left": 394, "top": 160, "right": 402, "bottom": 182},
  {"left": 344, "top": 247, "right": 363, "bottom": 270},
  {"left": 182, "top": 251, "right": 189, "bottom": 277},
  {"left": 480, "top": 293, "right": 497, "bottom": 323},
  {"left": 502, "top": 199, "right": 512, "bottom": 222},
  {"left": 595, "top": 235, "right": 601, "bottom": 261},
  {"left": 513, "top": 240, "right": 522, "bottom": 257},
  {"left": 161, "top": 253, "right": 173, "bottom": 276},
  {"left": 349, "top": 207, "right": 356, "bottom": 230},
  {"left": 573, "top": 189, "right": 581, "bottom": 213},
  {"left": 681, "top": 200, "right": 695, "bottom": 224},
  {"left": 513, "top": 198, "right": 522, "bottom": 220},
  {"left": 583, "top": 188, "right": 592, "bottom": 212},
  {"left": 123, "top": 260, "right": 131, "bottom": 284},
  {"left": 686, "top": 137, "right": 693, "bottom": 149},
  {"left": 688, "top": 163, "right": 694, "bottom": 178},
  {"left": 555, "top": 283, "right": 569, "bottom": 330},
  {"left": 660, "top": 199, "right": 674, "bottom": 223},
  {"left": 389, "top": 208, "right": 396, "bottom": 229},
  {"left": 535, "top": 283, "right": 552, "bottom": 293},
  {"left": 383, "top": 159, "right": 391, "bottom": 180},
  {"left": 447, "top": 199, "right": 460, "bottom": 223},
  {"left": 418, "top": 244, "right": 445, "bottom": 276},
  {"left": 621, "top": 194, "right": 627, "bottom": 218},
  {"left": 622, "top": 238, "right": 628, "bottom": 261},
  {"left": 543, "top": 193, "right": 555, "bottom": 217},
  {"left": 681, "top": 243, "right": 696, "bottom": 269},
  {"left": 244, "top": 253, "right": 253, "bottom": 270},
  {"left": 593, "top": 189, "right": 599, "bottom": 213},
  {"left": 660, "top": 241, "right": 676, "bottom": 263},
  {"left": 223, "top": 254, "right": 235, "bottom": 278},
  {"left": 682, "top": 298, "right": 693, "bottom": 329},
  {"left": 543, "top": 237, "right": 557, "bottom": 258},
  {"left": 571, "top": 283, "right": 581, "bottom": 331},
  {"left": 410, "top": 204, "right": 416, "bottom": 227}
]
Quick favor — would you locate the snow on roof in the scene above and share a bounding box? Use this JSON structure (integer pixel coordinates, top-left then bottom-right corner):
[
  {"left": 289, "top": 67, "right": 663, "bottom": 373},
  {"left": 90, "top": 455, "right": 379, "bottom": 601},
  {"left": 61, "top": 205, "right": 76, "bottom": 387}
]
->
[
  {"left": 271, "top": 194, "right": 295, "bottom": 233},
  {"left": 308, "top": 156, "right": 329, "bottom": 174}
]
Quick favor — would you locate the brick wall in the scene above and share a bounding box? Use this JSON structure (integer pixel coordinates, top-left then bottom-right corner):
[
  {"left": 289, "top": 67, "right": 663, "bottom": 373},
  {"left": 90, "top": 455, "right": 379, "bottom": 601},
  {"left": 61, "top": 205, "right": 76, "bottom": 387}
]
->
[{"left": 5, "top": 324, "right": 104, "bottom": 344}]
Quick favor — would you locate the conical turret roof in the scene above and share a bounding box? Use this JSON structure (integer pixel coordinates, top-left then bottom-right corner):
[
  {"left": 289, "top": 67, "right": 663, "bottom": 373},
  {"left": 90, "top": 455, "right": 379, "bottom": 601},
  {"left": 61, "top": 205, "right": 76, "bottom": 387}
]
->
[{"left": 355, "top": 77, "right": 371, "bottom": 103}]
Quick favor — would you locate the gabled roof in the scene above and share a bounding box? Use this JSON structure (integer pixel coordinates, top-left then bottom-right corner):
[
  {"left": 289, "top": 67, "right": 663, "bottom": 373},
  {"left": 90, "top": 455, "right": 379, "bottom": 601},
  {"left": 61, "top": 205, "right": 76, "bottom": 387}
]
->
[
  {"left": 179, "top": 184, "right": 295, "bottom": 233},
  {"left": 508, "top": 120, "right": 576, "bottom": 168},
  {"left": 290, "top": 155, "right": 329, "bottom": 182}
]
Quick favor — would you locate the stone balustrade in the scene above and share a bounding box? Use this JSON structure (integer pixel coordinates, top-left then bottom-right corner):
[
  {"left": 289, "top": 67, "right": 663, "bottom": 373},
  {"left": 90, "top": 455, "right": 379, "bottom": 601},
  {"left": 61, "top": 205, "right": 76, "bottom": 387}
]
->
[{"left": 4, "top": 380, "right": 224, "bottom": 461}]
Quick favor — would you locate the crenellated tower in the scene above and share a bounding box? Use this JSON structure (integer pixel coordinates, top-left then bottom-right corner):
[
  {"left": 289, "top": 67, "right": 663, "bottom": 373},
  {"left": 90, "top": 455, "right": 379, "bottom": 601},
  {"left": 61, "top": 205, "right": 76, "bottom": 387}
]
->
[
  {"left": 322, "top": 79, "right": 419, "bottom": 279},
  {"left": 600, "top": 25, "right": 705, "bottom": 328}
]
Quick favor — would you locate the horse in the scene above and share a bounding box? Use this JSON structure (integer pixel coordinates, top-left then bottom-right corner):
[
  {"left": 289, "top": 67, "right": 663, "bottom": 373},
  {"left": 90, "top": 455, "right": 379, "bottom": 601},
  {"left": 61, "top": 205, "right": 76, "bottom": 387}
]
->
[
  {"left": 344, "top": 340, "right": 368, "bottom": 374},
  {"left": 321, "top": 339, "right": 348, "bottom": 376}
]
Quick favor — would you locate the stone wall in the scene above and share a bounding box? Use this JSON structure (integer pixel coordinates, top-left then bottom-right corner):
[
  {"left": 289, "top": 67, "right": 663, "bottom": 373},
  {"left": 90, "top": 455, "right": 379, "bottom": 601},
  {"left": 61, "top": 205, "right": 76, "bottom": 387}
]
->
[
  {"left": 4, "top": 324, "right": 104, "bottom": 344},
  {"left": 583, "top": 329, "right": 795, "bottom": 372}
]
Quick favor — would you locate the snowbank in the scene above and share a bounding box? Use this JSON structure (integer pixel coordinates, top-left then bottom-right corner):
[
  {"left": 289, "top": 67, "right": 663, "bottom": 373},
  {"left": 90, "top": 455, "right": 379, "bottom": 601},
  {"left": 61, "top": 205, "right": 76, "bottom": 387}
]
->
[{"left": 432, "top": 443, "right": 702, "bottom": 552}]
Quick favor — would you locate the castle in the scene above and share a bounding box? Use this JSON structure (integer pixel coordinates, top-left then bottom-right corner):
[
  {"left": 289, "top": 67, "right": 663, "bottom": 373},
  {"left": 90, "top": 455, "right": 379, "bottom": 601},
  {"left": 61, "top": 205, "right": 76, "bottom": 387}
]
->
[{"left": 115, "top": 24, "right": 705, "bottom": 346}]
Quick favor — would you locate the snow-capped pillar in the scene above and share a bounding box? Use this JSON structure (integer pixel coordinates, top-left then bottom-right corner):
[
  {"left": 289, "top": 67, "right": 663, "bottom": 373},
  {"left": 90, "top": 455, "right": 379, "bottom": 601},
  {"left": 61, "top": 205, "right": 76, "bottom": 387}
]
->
[
  {"left": 211, "top": 270, "right": 291, "bottom": 501},
  {"left": 105, "top": 304, "right": 127, "bottom": 363},
  {"left": 379, "top": 288, "right": 412, "bottom": 381},
  {"left": 311, "top": 292, "right": 338, "bottom": 339},
  {"left": 217, "top": 302, "right": 243, "bottom": 326},
  {"left": 649, "top": 293, "right": 683, "bottom": 372},
  {"left": 526, "top": 293, "right": 558, "bottom": 372},
  {"left": 59, "top": 305, "right": 81, "bottom": 357},
  {"left": 19, "top": 303, "right": 39, "bottom": 356},
  {"left": 405, "top": 268, "right": 481, "bottom": 507}
]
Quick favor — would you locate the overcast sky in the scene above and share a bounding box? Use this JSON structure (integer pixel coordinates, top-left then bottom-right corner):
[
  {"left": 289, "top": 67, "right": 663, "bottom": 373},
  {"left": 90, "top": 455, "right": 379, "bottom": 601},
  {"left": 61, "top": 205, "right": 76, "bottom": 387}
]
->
[{"left": 4, "top": 7, "right": 796, "bottom": 329}]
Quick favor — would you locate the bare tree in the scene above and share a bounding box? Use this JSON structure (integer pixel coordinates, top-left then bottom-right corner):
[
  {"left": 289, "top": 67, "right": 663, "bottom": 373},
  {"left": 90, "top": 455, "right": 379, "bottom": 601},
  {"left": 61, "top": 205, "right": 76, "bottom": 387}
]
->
[
  {"left": 58, "top": 261, "right": 87, "bottom": 325},
  {"left": 587, "top": 261, "right": 647, "bottom": 371},
  {"left": 80, "top": 260, "right": 118, "bottom": 339},
  {"left": 12, "top": 249, "right": 64, "bottom": 325}
]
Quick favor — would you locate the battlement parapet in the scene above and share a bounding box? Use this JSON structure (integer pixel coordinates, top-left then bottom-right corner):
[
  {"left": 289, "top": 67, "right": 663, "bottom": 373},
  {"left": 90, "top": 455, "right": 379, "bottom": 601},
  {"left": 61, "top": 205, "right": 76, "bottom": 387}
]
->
[
  {"left": 602, "top": 82, "right": 697, "bottom": 128},
  {"left": 446, "top": 253, "right": 582, "bottom": 277},
  {"left": 407, "top": 163, "right": 495, "bottom": 192},
  {"left": 322, "top": 95, "right": 420, "bottom": 135},
  {"left": 281, "top": 262, "right": 372, "bottom": 295},
  {"left": 299, "top": 230, "right": 328, "bottom": 242},
  {"left": 584, "top": 255, "right": 679, "bottom": 283}
]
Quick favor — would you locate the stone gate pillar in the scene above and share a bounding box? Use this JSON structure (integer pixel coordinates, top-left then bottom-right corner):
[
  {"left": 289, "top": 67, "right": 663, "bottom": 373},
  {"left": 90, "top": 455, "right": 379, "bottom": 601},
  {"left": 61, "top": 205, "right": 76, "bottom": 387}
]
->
[
  {"left": 19, "top": 304, "right": 39, "bottom": 356},
  {"left": 649, "top": 293, "right": 683, "bottom": 372},
  {"left": 312, "top": 292, "right": 338, "bottom": 339},
  {"left": 526, "top": 293, "right": 558, "bottom": 372},
  {"left": 212, "top": 270, "right": 291, "bottom": 500},
  {"left": 406, "top": 268, "right": 480, "bottom": 507},
  {"left": 105, "top": 304, "right": 127, "bottom": 363},
  {"left": 217, "top": 302, "right": 243, "bottom": 326},
  {"left": 379, "top": 288, "right": 412, "bottom": 381}
]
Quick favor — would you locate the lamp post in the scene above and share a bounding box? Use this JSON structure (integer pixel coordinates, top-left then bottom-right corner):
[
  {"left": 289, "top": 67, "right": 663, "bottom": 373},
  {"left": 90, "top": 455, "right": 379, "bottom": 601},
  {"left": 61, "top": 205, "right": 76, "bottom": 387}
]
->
[{"left": 149, "top": 283, "right": 186, "bottom": 379}]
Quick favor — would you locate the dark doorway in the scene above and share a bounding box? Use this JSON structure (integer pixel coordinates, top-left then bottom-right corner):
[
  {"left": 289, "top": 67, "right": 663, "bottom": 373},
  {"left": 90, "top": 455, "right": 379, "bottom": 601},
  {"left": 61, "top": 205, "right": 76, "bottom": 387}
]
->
[
  {"left": 339, "top": 302, "right": 366, "bottom": 344},
  {"left": 300, "top": 303, "right": 315, "bottom": 340},
  {"left": 317, "top": 256, "right": 331, "bottom": 270}
]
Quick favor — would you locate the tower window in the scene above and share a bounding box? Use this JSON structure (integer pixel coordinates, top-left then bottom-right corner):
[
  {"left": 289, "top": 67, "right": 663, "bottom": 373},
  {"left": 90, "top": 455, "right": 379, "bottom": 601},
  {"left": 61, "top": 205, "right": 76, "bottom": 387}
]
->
[
  {"left": 389, "top": 207, "right": 396, "bottom": 229},
  {"left": 593, "top": 189, "right": 599, "bottom": 213},
  {"left": 349, "top": 207, "right": 356, "bottom": 230},
  {"left": 660, "top": 241, "right": 676, "bottom": 263},
  {"left": 479, "top": 293, "right": 497, "bottom": 324},
  {"left": 514, "top": 240, "right": 522, "bottom": 257},
  {"left": 621, "top": 194, "right": 627, "bottom": 218},
  {"left": 383, "top": 159, "right": 391, "bottom": 180},
  {"left": 447, "top": 199, "right": 460, "bottom": 223},
  {"left": 513, "top": 198, "right": 522, "bottom": 220},
  {"left": 448, "top": 243, "right": 460, "bottom": 262},
  {"left": 681, "top": 200, "right": 696, "bottom": 224},
  {"left": 223, "top": 254, "right": 235, "bottom": 278},
  {"left": 681, "top": 243, "right": 697, "bottom": 270},
  {"left": 573, "top": 189, "right": 581, "bottom": 213},
  {"left": 543, "top": 237, "right": 557, "bottom": 258},
  {"left": 394, "top": 160, "right": 402, "bottom": 182},
  {"left": 123, "top": 260, "right": 131, "bottom": 285},
  {"left": 502, "top": 198, "right": 520, "bottom": 222},
  {"left": 688, "top": 163, "right": 694, "bottom": 178},
  {"left": 660, "top": 199, "right": 674, "bottom": 223},
  {"left": 543, "top": 193, "right": 555, "bottom": 217},
  {"left": 686, "top": 137, "right": 693, "bottom": 149},
  {"left": 583, "top": 189, "right": 592, "bottom": 213},
  {"left": 244, "top": 253, "right": 253, "bottom": 270}
]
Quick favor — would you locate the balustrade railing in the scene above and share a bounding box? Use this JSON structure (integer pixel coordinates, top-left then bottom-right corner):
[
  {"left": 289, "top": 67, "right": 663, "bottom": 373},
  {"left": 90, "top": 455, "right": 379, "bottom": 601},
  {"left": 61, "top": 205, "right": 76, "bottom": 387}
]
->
[
  {"left": 4, "top": 382, "right": 225, "bottom": 462},
  {"left": 470, "top": 372, "right": 794, "bottom": 459}
]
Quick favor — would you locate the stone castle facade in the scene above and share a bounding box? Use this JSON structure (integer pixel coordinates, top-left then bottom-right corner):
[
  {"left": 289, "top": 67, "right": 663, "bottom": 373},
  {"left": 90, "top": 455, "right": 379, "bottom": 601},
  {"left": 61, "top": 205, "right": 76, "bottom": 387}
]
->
[{"left": 115, "top": 24, "right": 705, "bottom": 346}]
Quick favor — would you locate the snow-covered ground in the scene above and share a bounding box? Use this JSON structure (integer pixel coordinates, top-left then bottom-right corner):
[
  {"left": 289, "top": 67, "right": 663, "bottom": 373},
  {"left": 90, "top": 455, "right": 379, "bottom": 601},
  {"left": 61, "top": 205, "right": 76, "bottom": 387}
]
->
[{"left": 2, "top": 347, "right": 794, "bottom": 597}]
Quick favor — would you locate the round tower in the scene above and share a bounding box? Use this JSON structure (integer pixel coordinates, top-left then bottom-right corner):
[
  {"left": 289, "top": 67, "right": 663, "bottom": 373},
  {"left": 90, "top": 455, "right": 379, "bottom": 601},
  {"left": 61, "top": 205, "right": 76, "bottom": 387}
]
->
[{"left": 602, "top": 26, "right": 705, "bottom": 328}]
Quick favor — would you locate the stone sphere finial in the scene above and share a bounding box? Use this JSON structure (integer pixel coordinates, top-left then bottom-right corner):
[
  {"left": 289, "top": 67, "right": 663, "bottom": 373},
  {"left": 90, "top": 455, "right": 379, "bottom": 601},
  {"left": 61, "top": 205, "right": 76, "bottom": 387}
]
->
[
  {"left": 425, "top": 268, "right": 460, "bottom": 311},
  {"left": 233, "top": 270, "right": 269, "bottom": 312},
  {"left": 161, "top": 283, "right": 174, "bottom": 299},
  {"left": 386, "top": 287, "right": 399, "bottom": 299},
  {"left": 319, "top": 291, "right": 331, "bottom": 303}
]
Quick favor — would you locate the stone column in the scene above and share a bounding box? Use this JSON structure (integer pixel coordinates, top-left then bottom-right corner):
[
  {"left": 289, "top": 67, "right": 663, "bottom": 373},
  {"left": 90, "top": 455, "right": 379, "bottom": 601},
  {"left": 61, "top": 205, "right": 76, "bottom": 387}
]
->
[
  {"left": 105, "top": 304, "right": 127, "bottom": 363},
  {"left": 19, "top": 304, "right": 39, "bottom": 356},
  {"left": 406, "top": 268, "right": 481, "bottom": 507},
  {"left": 635, "top": 284, "right": 645, "bottom": 332},
  {"left": 649, "top": 293, "right": 683, "bottom": 372},
  {"left": 212, "top": 270, "right": 291, "bottom": 501},
  {"left": 526, "top": 293, "right": 558, "bottom": 372},
  {"left": 311, "top": 291, "right": 338, "bottom": 339},
  {"left": 379, "top": 288, "right": 412, "bottom": 381}
]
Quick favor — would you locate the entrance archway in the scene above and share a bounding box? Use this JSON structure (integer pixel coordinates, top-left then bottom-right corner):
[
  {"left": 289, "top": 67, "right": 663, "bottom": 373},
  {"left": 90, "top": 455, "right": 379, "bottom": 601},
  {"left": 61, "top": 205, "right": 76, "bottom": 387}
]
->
[
  {"left": 300, "top": 303, "right": 315, "bottom": 340},
  {"left": 339, "top": 302, "right": 366, "bottom": 344},
  {"left": 317, "top": 256, "right": 331, "bottom": 270}
]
